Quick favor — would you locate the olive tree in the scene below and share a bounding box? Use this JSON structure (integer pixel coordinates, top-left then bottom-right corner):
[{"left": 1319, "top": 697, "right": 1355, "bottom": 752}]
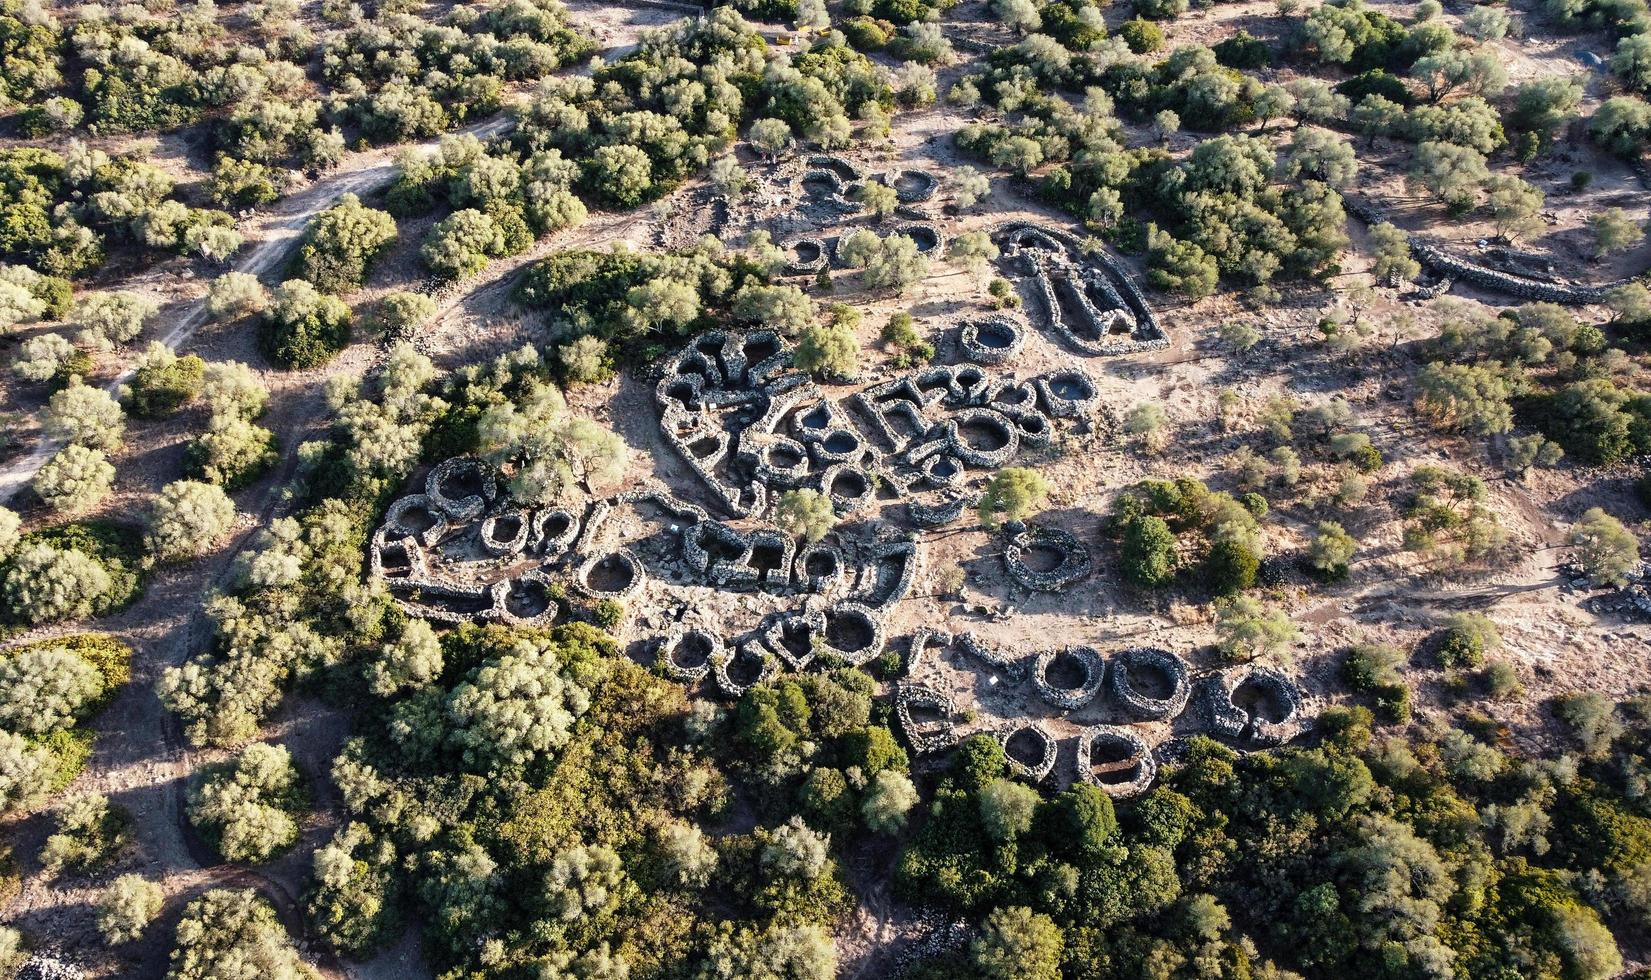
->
[
  {"left": 947, "top": 231, "right": 999, "bottom": 273},
  {"left": 1369, "top": 222, "right": 1420, "bottom": 285},
  {"left": 12, "top": 333, "right": 84, "bottom": 384},
  {"left": 147, "top": 480, "right": 237, "bottom": 562},
  {"left": 262, "top": 279, "right": 352, "bottom": 369},
  {"left": 476, "top": 381, "right": 626, "bottom": 505},
  {"left": 1410, "top": 141, "right": 1489, "bottom": 210},
  {"left": 0, "top": 645, "right": 107, "bottom": 735},
  {"left": 1588, "top": 208, "right": 1646, "bottom": 257},
  {"left": 1570, "top": 507, "right": 1640, "bottom": 587},
  {"left": 364, "top": 619, "right": 443, "bottom": 697},
  {"left": 374, "top": 291, "right": 438, "bottom": 340},
  {"left": 0, "top": 730, "right": 56, "bottom": 816},
  {"left": 206, "top": 272, "right": 270, "bottom": 320},
  {"left": 202, "top": 361, "right": 269, "bottom": 420},
  {"left": 0, "top": 507, "right": 17, "bottom": 563},
  {"left": 128, "top": 343, "right": 204, "bottom": 417},
  {"left": 187, "top": 742, "right": 304, "bottom": 864},
  {"left": 422, "top": 209, "right": 507, "bottom": 279},
  {"left": 773, "top": 489, "right": 837, "bottom": 543},
  {"left": 1308, "top": 521, "right": 1359, "bottom": 578},
  {"left": 973, "top": 906, "right": 1063, "bottom": 980},
  {"left": 75, "top": 291, "right": 159, "bottom": 348},
  {"left": 862, "top": 769, "right": 917, "bottom": 833},
  {"left": 166, "top": 889, "right": 314, "bottom": 980},
  {"left": 951, "top": 166, "right": 990, "bottom": 209},
  {"left": 1215, "top": 595, "right": 1298, "bottom": 663},
  {"left": 44, "top": 380, "right": 126, "bottom": 450},
  {"left": 444, "top": 635, "right": 595, "bottom": 770},
  {"left": 34, "top": 445, "right": 115, "bottom": 513},
  {"left": 0, "top": 542, "right": 113, "bottom": 625},
  {"left": 748, "top": 118, "right": 794, "bottom": 159},
  {"left": 40, "top": 792, "right": 130, "bottom": 875},
  {"left": 98, "top": 874, "right": 164, "bottom": 945}
]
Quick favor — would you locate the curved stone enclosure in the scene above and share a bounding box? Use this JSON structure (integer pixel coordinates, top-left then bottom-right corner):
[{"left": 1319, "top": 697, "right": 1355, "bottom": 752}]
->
[
  {"left": 896, "top": 684, "right": 964, "bottom": 754},
  {"left": 658, "top": 627, "right": 721, "bottom": 682},
  {"left": 1107, "top": 647, "right": 1191, "bottom": 720},
  {"left": 426, "top": 457, "right": 497, "bottom": 522},
  {"left": 998, "top": 222, "right": 1168, "bottom": 356},
  {"left": 1004, "top": 525, "right": 1092, "bottom": 592},
  {"left": 885, "top": 168, "right": 940, "bottom": 203},
  {"left": 959, "top": 314, "right": 1028, "bottom": 365},
  {"left": 1076, "top": 726, "right": 1157, "bottom": 798},
  {"left": 1033, "top": 646, "right": 1106, "bottom": 711},
  {"left": 1196, "top": 666, "right": 1304, "bottom": 745},
  {"left": 1000, "top": 724, "right": 1060, "bottom": 782}
]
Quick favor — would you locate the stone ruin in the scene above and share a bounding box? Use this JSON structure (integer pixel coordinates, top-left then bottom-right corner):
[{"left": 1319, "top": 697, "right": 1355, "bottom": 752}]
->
[
  {"left": 897, "top": 632, "right": 1307, "bottom": 797},
  {"left": 1344, "top": 195, "right": 1620, "bottom": 306},
  {"left": 367, "top": 449, "right": 925, "bottom": 696},
  {"left": 363, "top": 161, "right": 1316, "bottom": 802},
  {"left": 996, "top": 222, "right": 1170, "bottom": 357},
  {"left": 654, "top": 328, "right": 1098, "bottom": 534}
]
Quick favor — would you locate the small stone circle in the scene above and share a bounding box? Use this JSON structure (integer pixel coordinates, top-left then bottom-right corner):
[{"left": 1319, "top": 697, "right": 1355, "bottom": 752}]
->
[
  {"left": 1107, "top": 647, "right": 1191, "bottom": 720},
  {"left": 1076, "top": 726, "right": 1157, "bottom": 798},
  {"left": 1032, "top": 646, "right": 1106, "bottom": 711}
]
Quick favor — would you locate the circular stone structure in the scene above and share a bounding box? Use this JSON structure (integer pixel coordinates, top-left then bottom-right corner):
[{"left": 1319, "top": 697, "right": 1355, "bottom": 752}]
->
[
  {"left": 1004, "top": 525, "right": 1092, "bottom": 592},
  {"left": 945, "top": 408, "right": 1020, "bottom": 468},
  {"left": 1032, "top": 646, "right": 1106, "bottom": 711},
  {"left": 658, "top": 627, "right": 720, "bottom": 682},
  {"left": 1231, "top": 666, "right": 1304, "bottom": 745},
  {"left": 818, "top": 601, "right": 885, "bottom": 666},
  {"left": 578, "top": 549, "right": 645, "bottom": 599},
  {"left": 1076, "top": 726, "right": 1156, "bottom": 798},
  {"left": 820, "top": 464, "right": 876, "bottom": 512},
  {"left": 886, "top": 168, "right": 940, "bottom": 203},
  {"left": 784, "top": 237, "right": 829, "bottom": 274},
  {"left": 958, "top": 315, "right": 1028, "bottom": 365},
  {"left": 713, "top": 644, "right": 775, "bottom": 697},
  {"left": 425, "top": 456, "right": 496, "bottom": 521},
  {"left": 998, "top": 724, "right": 1059, "bottom": 782},
  {"left": 480, "top": 509, "right": 528, "bottom": 556},
  {"left": 1035, "top": 370, "right": 1099, "bottom": 418},
  {"left": 897, "top": 684, "right": 962, "bottom": 754},
  {"left": 1107, "top": 647, "right": 1191, "bottom": 720}
]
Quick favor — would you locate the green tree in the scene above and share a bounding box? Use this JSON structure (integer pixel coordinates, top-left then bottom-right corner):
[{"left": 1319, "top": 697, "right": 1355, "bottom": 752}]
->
[
  {"left": 978, "top": 467, "right": 1050, "bottom": 528},
  {"left": 794, "top": 323, "right": 858, "bottom": 379},
  {"left": 774, "top": 489, "right": 837, "bottom": 543},
  {"left": 128, "top": 343, "right": 204, "bottom": 417},
  {"left": 1569, "top": 507, "right": 1640, "bottom": 587},
  {"left": 1123, "top": 515, "right": 1176, "bottom": 586},
  {"left": 972, "top": 906, "right": 1063, "bottom": 980},
  {"left": 1215, "top": 595, "right": 1298, "bottom": 663},
  {"left": 261, "top": 279, "right": 351, "bottom": 369},
  {"left": 291, "top": 193, "right": 397, "bottom": 293},
  {"left": 146, "top": 480, "right": 236, "bottom": 562}
]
